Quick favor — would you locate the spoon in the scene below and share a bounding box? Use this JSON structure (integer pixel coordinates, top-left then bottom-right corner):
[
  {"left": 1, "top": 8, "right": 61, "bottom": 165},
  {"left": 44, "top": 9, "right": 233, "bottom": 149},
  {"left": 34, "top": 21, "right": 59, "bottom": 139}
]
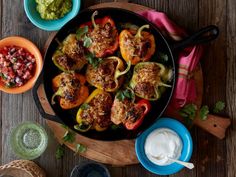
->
[{"left": 149, "top": 154, "right": 195, "bottom": 169}]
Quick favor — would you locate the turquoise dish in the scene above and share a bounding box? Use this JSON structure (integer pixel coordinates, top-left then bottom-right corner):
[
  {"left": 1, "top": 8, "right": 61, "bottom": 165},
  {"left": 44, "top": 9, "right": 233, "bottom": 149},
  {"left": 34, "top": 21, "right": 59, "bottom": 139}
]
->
[
  {"left": 135, "top": 118, "right": 193, "bottom": 175},
  {"left": 24, "top": 0, "right": 81, "bottom": 31}
]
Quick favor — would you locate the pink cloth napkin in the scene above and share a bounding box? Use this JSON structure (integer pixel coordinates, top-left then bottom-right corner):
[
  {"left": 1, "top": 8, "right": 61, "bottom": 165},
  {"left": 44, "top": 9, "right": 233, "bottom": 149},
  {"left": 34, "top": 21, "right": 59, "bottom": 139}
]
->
[{"left": 139, "top": 10, "right": 203, "bottom": 109}]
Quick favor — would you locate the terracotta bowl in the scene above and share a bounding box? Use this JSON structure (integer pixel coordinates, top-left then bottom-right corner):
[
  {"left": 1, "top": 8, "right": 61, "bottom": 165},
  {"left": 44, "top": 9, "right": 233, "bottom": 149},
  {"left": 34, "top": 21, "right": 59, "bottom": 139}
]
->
[{"left": 0, "top": 36, "right": 43, "bottom": 94}]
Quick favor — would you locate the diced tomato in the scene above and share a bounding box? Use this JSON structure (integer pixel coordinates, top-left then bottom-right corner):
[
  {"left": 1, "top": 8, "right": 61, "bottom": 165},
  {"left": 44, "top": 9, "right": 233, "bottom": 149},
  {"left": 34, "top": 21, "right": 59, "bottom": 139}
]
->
[
  {"left": 0, "top": 45, "right": 36, "bottom": 88},
  {"left": 22, "top": 70, "right": 31, "bottom": 80}
]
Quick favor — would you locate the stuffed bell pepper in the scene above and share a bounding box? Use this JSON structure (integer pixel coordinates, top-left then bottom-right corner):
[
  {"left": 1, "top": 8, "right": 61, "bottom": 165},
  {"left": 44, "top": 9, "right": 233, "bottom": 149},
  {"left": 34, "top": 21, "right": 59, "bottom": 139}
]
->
[
  {"left": 129, "top": 62, "right": 172, "bottom": 100},
  {"left": 86, "top": 56, "right": 131, "bottom": 92},
  {"left": 75, "top": 89, "right": 113, "bottom": 132},
  {"left": 111, "top": 88, "right": 151, "bottom": 130},
  {"left": 80, "top": 11, "right": 119, "bottom": 58},
  {"left": 52, "top": 34, "right": 87, "bottom": 72},
  {"left": 119, "top": 24, "right": 155, "bottom": 65},
  {"left": 51, "top": 72, "right": 89, "bottom": 109}
]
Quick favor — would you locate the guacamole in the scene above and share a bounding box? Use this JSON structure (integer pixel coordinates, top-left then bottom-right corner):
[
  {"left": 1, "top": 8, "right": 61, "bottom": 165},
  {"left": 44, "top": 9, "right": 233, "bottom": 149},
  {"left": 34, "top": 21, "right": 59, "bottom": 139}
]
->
[{"left": 36, "top": 0, "right": 72, "bottom": 20}]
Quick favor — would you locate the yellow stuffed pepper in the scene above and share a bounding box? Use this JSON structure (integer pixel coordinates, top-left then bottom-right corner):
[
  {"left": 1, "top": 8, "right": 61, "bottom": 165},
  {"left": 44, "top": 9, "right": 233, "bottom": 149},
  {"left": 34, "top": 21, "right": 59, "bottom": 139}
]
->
[
  {"left": 129, "top": 62, "right": 172, "bottom": 100},
  {"left": 86, "top": 56, "right": 131, "bottom": 92},
  {"left": 119, "top": 24, "right": 156, "bottom": 65},
  {"left": 75, "top": 89, "right": 113, "bottom": 132}
]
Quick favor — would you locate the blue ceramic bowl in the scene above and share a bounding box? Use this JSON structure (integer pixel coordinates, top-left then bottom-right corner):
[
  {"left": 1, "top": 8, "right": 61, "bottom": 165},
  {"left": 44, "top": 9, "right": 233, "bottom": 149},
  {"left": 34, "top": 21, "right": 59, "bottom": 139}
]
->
[
  {"left": 135, "top": 118, "right": 193, "bottom": 175},
  {"left": 24, "top": 0, "right": 81, "bottom": 31}
]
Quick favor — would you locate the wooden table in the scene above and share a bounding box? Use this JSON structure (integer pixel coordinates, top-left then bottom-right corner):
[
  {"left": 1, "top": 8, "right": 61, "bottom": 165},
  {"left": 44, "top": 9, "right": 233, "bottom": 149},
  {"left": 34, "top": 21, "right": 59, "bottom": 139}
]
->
[{"left": 0, "top": 0, "right": 235, "bottom": 177}]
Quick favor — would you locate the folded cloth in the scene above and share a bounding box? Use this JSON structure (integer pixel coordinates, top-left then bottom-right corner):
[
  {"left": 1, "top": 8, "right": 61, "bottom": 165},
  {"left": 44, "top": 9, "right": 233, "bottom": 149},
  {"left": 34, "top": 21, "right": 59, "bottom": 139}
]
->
[{"left": 139, "top": 10, "right": 203, "bottom": 109}]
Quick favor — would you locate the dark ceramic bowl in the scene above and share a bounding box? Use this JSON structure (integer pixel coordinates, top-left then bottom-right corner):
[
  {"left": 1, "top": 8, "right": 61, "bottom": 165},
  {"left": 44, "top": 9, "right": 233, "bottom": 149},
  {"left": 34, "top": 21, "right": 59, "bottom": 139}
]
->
[{"left": 70, "top": 162, "right": 110, "bottom": 177}]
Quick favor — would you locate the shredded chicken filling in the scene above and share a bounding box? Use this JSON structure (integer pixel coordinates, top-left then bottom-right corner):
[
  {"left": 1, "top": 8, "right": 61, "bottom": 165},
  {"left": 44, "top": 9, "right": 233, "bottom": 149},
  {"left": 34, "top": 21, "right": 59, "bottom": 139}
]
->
[
  {"left": 59, "top": 74, "right": 81, "bottom": 102},
  {"left": 81, "top": 92, "right": 112, "bottom": 127},
  {"left": 134, "top": 63, "right": 162, "bottom": 98},
  {"left": 87, "top": 59, "right": 118, "bottom": 89},
  {"left": 58, "top": 35, "right": 86, "bottom": 70},
  {"left": 88, "top": 23, "right": 116, "bottom": 54},
  {"left": 111, "top": 99, "right": 144, "bottom": 125},
  {"left": 124, "top": 33, "right": 151, "bottom": 58}
]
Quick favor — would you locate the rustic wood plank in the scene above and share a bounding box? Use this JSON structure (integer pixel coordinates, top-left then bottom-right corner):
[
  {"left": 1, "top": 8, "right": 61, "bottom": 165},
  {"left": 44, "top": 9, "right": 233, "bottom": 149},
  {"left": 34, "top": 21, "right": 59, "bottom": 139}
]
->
[
  {"left": 132, "top": 0, "right": 169, "bottom": 13},
  {"left": 168, "top": 1, "right": 199, "bottom": 177},
  {"left": 226, "top": 0, "right": 236, "bottom": 176},
  {"left": 168, "top": 0, "right": 199, "bottom": 31},
  {"left": 81, "top": 0, "right": 101, "bottom": 8},
  {"left": 0, "top": 0, "right": 64, "bottom": 176},
  {"left": 198, "top": 0, "right": 227, "bottom": 177}
]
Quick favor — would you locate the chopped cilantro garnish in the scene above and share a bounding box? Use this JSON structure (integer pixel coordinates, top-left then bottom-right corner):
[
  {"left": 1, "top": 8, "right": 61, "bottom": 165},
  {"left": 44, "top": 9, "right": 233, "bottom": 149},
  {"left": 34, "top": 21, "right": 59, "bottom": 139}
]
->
[
  {"left": 199, "top": 105, "right": 209, "bottom": 120},
  {"left": 62, "top": 130, "right": 75, "bottom": 143},
  {"left": 213, "top": 101, "right": 225, "bottom": 113},
  {"left": 56, "top": 145, "right": 65, "bottom": 159}
]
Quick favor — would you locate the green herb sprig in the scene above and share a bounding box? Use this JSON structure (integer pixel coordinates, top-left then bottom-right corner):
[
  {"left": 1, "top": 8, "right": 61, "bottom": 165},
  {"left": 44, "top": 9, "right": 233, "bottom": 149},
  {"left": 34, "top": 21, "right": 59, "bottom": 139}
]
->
[
  {"left": 56, "top": 145, "right": 65, "bottom": 159},
  {"left": 179, "top": 101, "right": 226, "bottom": 125},
  {"left": 83, "top": 36, "right": 92, "bottom": 48},
  {"left": 213, "top": 101, "right": 225, "bottom": 113},
  {"left": 62, "top": 130, "right": 75, "bottom": 143},
  {"left": 55, "top": 126, "right": 87, "bottom": 159},
  {"left": 199, "top": 105, "right": 209, "bottom": 120},
  {"left": 116, "top": 88, "right": 135, "bottom": 102},
  {"left": 76, "top": 26, "right": 88, "bottom": 40},
  {"left": 85, "top": 53, "right": 102, "bottom": 68},
  {"left": 179, "top": 104, "right": 197, "bottom": 120},
  {"left": 158, "top": 52, "right": 169, "bottom": 63},
  {"left": 76, "top": 25, "right": 92, "bottom": 48},
  {"left": 80, "top": 103, "right": 90, "bottom": 110},
  {"left": 75, "top": 143, "right": 87, "bottom": 155}
]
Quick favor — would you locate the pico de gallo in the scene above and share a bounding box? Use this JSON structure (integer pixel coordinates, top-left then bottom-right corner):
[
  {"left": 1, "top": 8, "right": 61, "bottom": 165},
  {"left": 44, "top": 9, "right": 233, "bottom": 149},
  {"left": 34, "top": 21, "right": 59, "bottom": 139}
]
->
[{"left": 0, "top": 45, "right": 36, "bottom": 88}]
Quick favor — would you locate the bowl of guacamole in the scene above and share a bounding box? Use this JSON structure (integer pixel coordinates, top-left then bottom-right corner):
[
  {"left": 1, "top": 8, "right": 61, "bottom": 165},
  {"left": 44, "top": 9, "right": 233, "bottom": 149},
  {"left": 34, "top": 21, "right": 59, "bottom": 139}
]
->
[{"left": 24, "top": 0, "right": 81, "bottom": 31}]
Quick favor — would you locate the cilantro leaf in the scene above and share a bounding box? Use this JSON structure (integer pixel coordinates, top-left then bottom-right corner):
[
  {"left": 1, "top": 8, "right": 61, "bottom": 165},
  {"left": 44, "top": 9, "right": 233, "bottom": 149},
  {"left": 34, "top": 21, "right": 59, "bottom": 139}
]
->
[
  {"left": 75, "top": 143, "right": 87, "bottom": 154},
  {"left": 62, "top": 130, "right": 75, "bottom": 143},
  {"left": 111, "top": 124, "right": 122, "bottom": 130},
  {"left": 158, "top": 52, "right": 169, "bottom": 63},
  {"left": 85, "top": 53, "right": 102, "bottom": 68},
  {"left": 83, "top": 36, "right": 92, "bottom": 48},
  {"left": 116, "top": 89, "right": 134, "bottom": 102},
  {"left": 56, "top": 145, "right": 65, "bottom": 159},
  {"left": 76, "top": 26, "right": 88, "bottom": 40},
  {"left": 80, "top": 103, "right": 90, "bottom": 110},
  {"left": 179, "top": 104, "right": 197, "bottom": 120},
  {"left": 199, "top": 105, "right": 209, "bottom": 120},
  {"left": 213, "top": 101, "right": 225, "bottom": 113},
  {"left": 116, "top": 90, "right": 126, "bottom": 101},
  {"left": 123, "top": 89, "right": 134, "bottom": 99}
]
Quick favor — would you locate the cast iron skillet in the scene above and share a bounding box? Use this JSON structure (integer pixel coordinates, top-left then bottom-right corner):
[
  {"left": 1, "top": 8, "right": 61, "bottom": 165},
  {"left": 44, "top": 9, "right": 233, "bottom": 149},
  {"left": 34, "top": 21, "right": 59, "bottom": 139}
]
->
[{"left": 33, "top": 8, "right": 219, "bottom": 141}]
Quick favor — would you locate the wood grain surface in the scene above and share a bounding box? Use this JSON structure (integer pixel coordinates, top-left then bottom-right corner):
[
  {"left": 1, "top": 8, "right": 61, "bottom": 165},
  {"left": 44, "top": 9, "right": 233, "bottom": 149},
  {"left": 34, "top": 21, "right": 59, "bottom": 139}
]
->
[{"left": 0, "top": 0, "right": 235, "bottom": 177}]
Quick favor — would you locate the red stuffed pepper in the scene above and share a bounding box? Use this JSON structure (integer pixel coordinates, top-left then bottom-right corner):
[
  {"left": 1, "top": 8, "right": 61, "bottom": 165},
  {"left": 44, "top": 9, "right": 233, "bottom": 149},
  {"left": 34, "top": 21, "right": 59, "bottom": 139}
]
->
[
  {"left": 111, "top": 88, "right": 151, "bottom": 130},
  {"left": 80, "top": 11, "right": 119, "bottom": 58}
]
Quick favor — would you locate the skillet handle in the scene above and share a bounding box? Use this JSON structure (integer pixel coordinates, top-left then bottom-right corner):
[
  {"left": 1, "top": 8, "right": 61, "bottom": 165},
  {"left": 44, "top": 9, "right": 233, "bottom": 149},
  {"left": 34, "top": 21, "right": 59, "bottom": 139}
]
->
[
  {"left": 171, "top": 25, "right": 219, "bottom": 50},
  {"left": 32, "top": 73, "right": 64, "bottom": 124}
]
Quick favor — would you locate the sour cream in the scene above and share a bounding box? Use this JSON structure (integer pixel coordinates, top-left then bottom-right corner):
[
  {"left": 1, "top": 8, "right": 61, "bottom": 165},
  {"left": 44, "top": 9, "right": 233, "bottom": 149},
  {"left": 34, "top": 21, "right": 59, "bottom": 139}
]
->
[{"left": 144, "top": 128, "right": 183, "bottom": 166}]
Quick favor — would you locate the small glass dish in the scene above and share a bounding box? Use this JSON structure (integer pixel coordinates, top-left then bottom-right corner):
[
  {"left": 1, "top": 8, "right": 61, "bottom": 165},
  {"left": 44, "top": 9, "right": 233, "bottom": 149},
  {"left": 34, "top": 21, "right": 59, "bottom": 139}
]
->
[{"left": 10, "top": 122, "right": 48, "bottom": 160}]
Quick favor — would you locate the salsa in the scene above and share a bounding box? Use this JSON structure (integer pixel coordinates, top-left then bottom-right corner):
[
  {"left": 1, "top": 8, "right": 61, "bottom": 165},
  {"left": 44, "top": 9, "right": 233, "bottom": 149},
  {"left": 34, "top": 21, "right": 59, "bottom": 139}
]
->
[
  {"left": 36, "top": 0, "right": 72, "bottom": 20},
  {"left": 0, "top": 45, "right": 36, "bottom": 88}
]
